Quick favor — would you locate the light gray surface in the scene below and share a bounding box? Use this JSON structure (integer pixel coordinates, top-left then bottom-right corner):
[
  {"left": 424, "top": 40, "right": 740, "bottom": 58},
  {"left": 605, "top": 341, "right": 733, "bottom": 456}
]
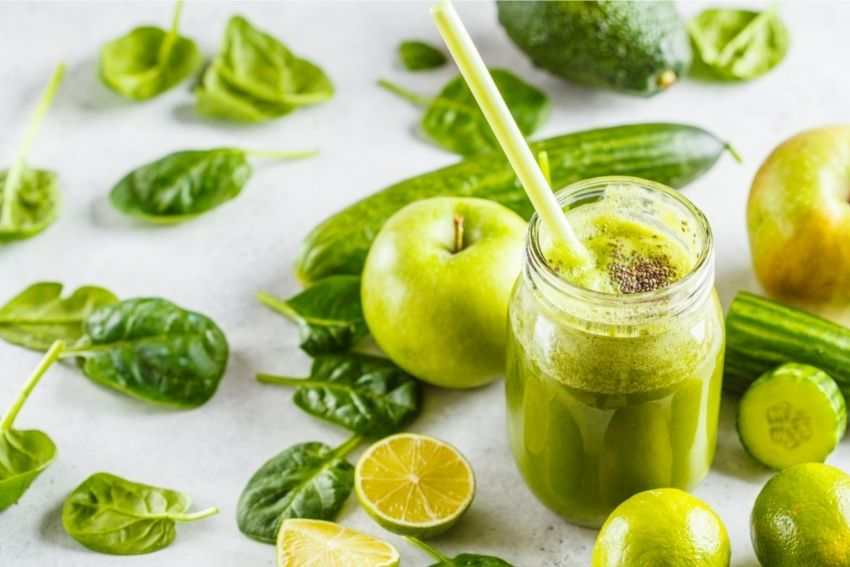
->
[{"left": 0, "top": 1, "right": 848, "bottom": 565}]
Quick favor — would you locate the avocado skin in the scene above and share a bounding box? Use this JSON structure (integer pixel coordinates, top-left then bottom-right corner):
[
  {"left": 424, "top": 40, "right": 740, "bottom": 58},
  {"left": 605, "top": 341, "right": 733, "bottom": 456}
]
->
[{"left": 497, "top": 1, "right": 691, "bottom": 96}]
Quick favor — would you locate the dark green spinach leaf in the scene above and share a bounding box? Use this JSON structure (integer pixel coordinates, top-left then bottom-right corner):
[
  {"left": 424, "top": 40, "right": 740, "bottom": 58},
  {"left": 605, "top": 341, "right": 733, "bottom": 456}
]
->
[
  {"left": 378, "top": 69, "right": 548, "bottom": 156},
  {"left": 62, "top": 472, "right": 218, "bottom": 555},
  {"left": 257, "top": 276, "right": 366, "bottom": 355},
  {"left": 257, "top": 353, "right": 421, "bottom": 437},
  {"left": 0, "top": 282, "right": 118, "bottom": 351},
  {"left": 109, "top": 147, "right": 315, "bottom": 223},
  {"left": 0, "top": 341, "right": 64, "bottom": 510},
  {"left": 237, "top": 435, "right": 360, "bottom": 544},
  {"left": 0, "top": 64, "right": 64, "bottom": 243},
  {"left": 399, "top": 40, "right": 447, "bottom": 71},
  {"left": 408, "top": 537, "right": 514, "bottom": 567},
  {"left": 196, "top": 15, "right": 333, "bottom": 122},
  {"left": 429, "top": 554, "right": 514, "bottom": 567},
  {"left": 66, "top": 298, "right": 229, "bottom": 408},
  {"left": 689, "top": 7, "right": 789, "bottom": 81},
  {"left": 99, "top": 0, "right": 202, "bottom": 100}
]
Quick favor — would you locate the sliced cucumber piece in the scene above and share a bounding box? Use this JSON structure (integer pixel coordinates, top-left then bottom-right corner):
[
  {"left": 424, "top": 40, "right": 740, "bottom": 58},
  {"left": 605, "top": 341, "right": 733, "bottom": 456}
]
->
[{"left": 737, "top": 363, "right": 847, "bottom": 470}]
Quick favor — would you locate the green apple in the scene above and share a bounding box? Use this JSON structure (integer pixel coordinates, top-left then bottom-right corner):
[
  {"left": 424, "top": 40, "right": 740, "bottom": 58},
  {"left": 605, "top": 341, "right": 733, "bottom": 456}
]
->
[
  {"left": 362, "top": 197, "right": 526, "bottom": 388},
  {"left": 748, "top": 126, "right": 850, "bottom": 323}
]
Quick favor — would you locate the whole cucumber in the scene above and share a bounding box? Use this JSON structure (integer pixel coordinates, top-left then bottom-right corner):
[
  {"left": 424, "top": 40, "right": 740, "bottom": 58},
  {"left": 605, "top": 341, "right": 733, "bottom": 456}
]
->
[
  {"left": 297, "top": 123, "right": 734, "bottom": 283},
  {"left": 497, "top": 1, "right": 691, "bottom": 96},
  {"left": 726, "top": 292, "right": 850, "bottom": 398}
]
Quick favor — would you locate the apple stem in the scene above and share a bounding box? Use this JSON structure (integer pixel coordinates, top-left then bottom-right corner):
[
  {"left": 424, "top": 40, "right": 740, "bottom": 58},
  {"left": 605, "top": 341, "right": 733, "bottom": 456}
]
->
[{"left": 453, "top": 214, "right": 464, "bottom": 253}]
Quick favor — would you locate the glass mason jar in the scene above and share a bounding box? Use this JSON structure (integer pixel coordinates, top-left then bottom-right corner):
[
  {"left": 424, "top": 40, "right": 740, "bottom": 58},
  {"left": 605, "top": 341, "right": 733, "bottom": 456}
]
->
[{"left": 506, "top": 177, "right": 724, "bottom": 528}]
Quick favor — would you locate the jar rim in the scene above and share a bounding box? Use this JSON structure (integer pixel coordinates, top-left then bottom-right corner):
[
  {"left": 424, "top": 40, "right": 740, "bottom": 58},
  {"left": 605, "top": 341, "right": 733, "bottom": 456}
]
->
[{"left": 526, "top": 176, "right": 715, "bottom": 319}]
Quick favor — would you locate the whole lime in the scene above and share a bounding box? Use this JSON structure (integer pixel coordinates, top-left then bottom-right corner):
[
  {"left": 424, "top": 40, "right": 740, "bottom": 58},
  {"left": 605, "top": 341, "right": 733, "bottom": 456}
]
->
[
  {"left": 592, "top": 488, "right": 730, "bottom": 567},
  {"left": 752, "top": 463, "right": 850, "bottom": 567}
]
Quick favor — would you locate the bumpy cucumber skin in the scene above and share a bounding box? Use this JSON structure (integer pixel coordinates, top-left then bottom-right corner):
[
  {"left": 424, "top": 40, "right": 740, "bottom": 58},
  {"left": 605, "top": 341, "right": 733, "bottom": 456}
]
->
[
  {"left": 725, "top": 292, "right": 850, "bottom": 398},
  {"left": 297, "top": 123, "right": 731, "bottom": 283},
  {"left": 737, "top": 363, "right": 847, "bottom": 470},
  {"left": 497, "top": 1, "right": 691, "bottom": 96}
]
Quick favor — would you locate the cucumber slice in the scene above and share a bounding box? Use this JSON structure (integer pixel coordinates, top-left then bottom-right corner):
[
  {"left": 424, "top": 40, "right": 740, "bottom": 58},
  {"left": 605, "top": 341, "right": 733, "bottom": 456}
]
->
[{"left": 737, "top": 363, "right": 847, "bottom": 470}]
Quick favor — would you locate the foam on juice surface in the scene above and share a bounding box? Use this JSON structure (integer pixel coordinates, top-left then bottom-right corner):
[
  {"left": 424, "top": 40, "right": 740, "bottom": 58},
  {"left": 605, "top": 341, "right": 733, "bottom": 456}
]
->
[{"left": 541, "top": 184, "right": 697, "bottom": 294}]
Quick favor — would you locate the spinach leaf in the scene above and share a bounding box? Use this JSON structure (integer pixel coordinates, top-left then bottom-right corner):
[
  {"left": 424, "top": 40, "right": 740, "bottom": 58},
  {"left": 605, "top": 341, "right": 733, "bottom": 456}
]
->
[
  {"left": 257, "top": 353, "right": 421, "bottom": 437},
  {"left": 429, "top": 554, "right": 514, "bottom": 567},
  {"left": 408, "top": 538, "right": 514, "bottom": 567},
  {"left": 237, "top": 435, "right": 360, "bottom": 544},
  {"left": 99, "top": 0, "right": 202, "bottom": 101},
  {"left": 195, "top": 15, "right": 333, "bottom": 122},
  {"left": 399, "top": 40, "right": 447, "bottom": 71},
  {"left": 0, "top": 282, "right": 118, "bottom": 351},
  {"left": 378, "top": 69, "right": 548, "bottom": 156},
  {"left": 689, "top": 6, "right": 789, "bottom": 81},
  {"left": 109, "top": 147, "right": 315, "bottom": 223},
  {"left": 66, "top": 298, "right": 229, "bottom": 408},
  {"left": 195, "top": 69, "right": 290, "bottom": 123},
  {"left": 0, "top": 64, "right": 64, "bottom": 243},
  {"left": 257, "top": 276, "right": 367, "bottom": 355},
  {"left": 0, "top": 341, "right": 64, "bottom": 510},
  {"left": 62, "top": 472, "right": 218, "bottom": 555}
]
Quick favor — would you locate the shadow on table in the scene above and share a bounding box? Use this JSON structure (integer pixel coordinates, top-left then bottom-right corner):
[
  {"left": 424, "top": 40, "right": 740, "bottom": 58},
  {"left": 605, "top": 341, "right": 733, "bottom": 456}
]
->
[
  {"left": 89, "top": 194, "right": 136, "bottom": 230},
  {"left": 57, "top": 57, "right": 132, "bottom": 114},
  {"left": 172, "top": 102, "right": 235, "bottom": 129},
  {"left": 711, "top": 396, "right": 768, "bottom": 482},
  {"left": 39, "top": 499, "right": 77, "bottom": 551}
]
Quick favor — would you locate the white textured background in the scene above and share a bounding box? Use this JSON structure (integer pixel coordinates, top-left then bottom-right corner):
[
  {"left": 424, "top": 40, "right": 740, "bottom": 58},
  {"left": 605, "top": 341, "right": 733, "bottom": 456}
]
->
[{"left": 0, "top": 1, "right": 848, "bottom": 566}]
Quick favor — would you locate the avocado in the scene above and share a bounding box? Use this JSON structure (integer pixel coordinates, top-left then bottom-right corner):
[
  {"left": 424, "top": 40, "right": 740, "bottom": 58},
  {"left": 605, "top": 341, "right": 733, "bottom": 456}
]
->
[{"left": 497, "top": 1, "right": 691, "bottom": 96}]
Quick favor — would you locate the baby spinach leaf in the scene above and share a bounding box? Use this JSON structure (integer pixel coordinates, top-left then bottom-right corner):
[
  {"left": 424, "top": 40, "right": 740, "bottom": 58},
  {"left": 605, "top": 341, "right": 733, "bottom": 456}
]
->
[
  {"left": 408, "top": 538, "right": 514, "bottom": 567},
  {"left": 195, "top": 69, "right": 290, "bottom": 122},
  {"left": 99, "top": 0, "right": 202, "bottom": 101},
  {"left": 257, "top": 276, "right": 367, "bottom": 356},
  {"left": 0, "top": 341, "right": 64, "bottom": 511},
  {"left": 66, "top": 298, "right": 229, "bottom": 408},
  {"left": 62, "top": 472, "right": 218, "bottom": 555},
  {"left": 109, "top": 147, "right": 315, "bottom": 223},
  {"left": 399, "top": 40, "right": 447, "bottom": 71},
  {"left": 689, "top": 6, "right": 789, "bottom": 81},
  {"left": 378, "top": 69, "right": 548, "bottom": 156},
  {"left": 195, "top": 15, "right": 333, "bottom": 123},
  {"left": 257, "top": 353, "right": 421, "bottom": 437},
  {"left": 0, "top": 282, "right": 118, "bottom": 351},
  {"left": 0, "top": 64, "right": 64, "bottom": 243},
  {"left": 237, "top": 435, "right": 360, "bottom": 544}
]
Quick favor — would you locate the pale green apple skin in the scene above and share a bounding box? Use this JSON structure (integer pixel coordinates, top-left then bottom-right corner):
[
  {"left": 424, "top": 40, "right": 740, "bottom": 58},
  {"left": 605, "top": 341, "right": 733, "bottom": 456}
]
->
[
  {"left": 362, "top": 197, "right": 527, "bottom": 389},
  {"left": 748, "top": 126, "right": 850, "bottom": 323}
]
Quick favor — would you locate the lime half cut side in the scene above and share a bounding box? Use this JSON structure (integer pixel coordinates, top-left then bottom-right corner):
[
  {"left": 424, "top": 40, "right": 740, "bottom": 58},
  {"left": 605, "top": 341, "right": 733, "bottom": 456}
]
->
[
  {"left": 355, "top": 433, "right": 475, "bottom": 538},
  {"left": 276, "top": 519, "right": 400, "bottom": 567}
]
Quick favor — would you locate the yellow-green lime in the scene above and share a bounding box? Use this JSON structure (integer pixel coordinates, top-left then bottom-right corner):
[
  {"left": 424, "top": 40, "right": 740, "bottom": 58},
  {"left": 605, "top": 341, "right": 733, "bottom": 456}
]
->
[
  {"left": 276, "top": 519, "right": 399, "bottom": 567},
  {"left": 355, "top": 433, "right": 475, "bottom": 538},
  {"left": 752, "top": 463, "right": 850, "bottom": 567},
  {"left": 592, "top": 488, "right": 730, "bottom": 567}
]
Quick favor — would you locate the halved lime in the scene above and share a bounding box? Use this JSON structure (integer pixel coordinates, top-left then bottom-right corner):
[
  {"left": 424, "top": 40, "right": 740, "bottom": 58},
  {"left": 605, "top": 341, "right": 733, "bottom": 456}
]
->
[
  {"left": 355, "top": 433, "right": 475, "bottom": 538},
  {"left": 276, "top": 519, "right": 399, "bottom": 567}
]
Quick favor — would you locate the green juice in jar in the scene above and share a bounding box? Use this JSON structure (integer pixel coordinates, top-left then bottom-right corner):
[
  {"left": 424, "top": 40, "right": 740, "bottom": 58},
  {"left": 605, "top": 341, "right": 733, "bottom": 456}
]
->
[{"left": 506, "top": 177, "right": 724, "bottom": 528}]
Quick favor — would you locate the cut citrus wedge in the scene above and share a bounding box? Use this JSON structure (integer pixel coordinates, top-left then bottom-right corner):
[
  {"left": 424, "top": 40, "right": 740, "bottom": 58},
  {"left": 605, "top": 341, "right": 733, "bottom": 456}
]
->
[
  {"left": 355, "top": 433, "right": 475, "bottom": 538},
  {"left": 276, "top": 519, "right": 399, "bottom": 567}
]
